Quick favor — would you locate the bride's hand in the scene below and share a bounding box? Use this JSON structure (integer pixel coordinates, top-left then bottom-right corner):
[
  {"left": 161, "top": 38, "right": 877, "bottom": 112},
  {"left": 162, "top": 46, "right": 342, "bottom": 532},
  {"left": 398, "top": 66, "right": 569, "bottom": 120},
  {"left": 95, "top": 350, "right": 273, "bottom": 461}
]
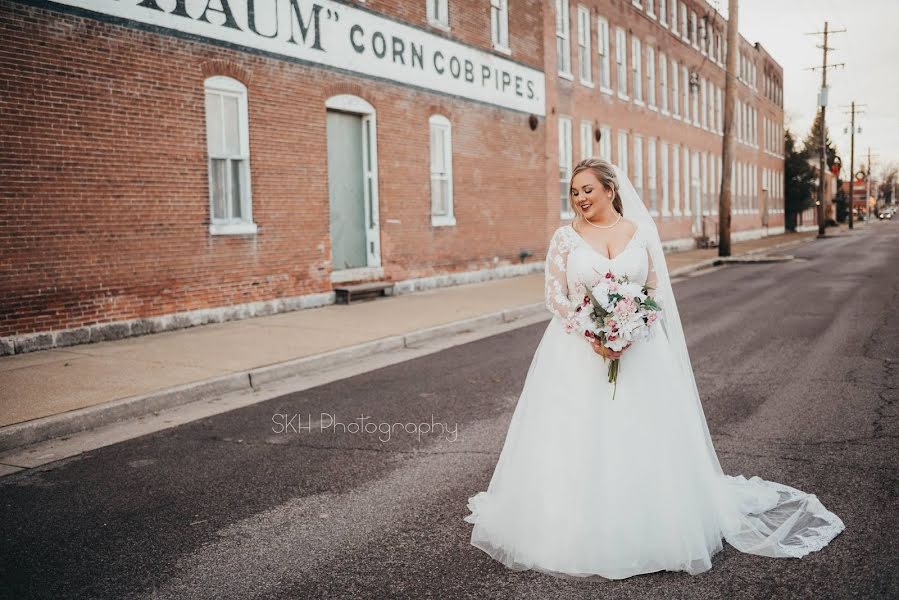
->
[{"left": 591, "top": 338, "right": 630, "bottom": 359}]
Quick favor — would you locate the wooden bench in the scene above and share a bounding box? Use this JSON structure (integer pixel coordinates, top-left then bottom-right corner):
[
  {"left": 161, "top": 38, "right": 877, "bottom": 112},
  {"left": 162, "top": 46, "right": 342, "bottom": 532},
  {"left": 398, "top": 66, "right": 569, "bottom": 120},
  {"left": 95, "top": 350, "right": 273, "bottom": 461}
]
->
[{"left": 334, "top": 281, "right": 395, "bottom": 305}]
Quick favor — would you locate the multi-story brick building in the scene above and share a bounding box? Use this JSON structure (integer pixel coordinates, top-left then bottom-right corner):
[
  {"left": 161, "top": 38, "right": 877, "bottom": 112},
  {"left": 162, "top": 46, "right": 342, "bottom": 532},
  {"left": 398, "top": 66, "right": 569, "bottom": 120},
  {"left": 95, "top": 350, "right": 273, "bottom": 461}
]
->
[
  {"left": 549, "top": 0, "right": 785, "bottom": 249},
  {"left": 0, "top": 0, "right": 784, "bottom": 354}
]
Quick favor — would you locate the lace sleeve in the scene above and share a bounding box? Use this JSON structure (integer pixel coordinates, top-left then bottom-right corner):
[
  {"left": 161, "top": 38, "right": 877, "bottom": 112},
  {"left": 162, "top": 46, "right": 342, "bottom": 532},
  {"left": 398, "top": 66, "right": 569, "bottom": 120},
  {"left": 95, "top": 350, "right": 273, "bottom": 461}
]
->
[{"left": 544, "top": 227, "right": 581, "bottom": 334}]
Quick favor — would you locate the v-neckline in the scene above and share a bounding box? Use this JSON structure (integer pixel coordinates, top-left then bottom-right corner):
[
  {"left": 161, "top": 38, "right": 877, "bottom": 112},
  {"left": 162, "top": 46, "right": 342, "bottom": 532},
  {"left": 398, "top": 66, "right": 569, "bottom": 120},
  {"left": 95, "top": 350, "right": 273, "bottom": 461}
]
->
[{"left": 568, "top": 223, "right": 639, "bottom": 261}]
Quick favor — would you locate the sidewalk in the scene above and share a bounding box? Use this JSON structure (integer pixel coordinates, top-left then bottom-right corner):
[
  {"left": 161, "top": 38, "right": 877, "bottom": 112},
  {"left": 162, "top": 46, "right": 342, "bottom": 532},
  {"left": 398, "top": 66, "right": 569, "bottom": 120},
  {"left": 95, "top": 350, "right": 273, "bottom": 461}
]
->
[{"left": 0, "top": 226, "right": 838, "bottom": 452}]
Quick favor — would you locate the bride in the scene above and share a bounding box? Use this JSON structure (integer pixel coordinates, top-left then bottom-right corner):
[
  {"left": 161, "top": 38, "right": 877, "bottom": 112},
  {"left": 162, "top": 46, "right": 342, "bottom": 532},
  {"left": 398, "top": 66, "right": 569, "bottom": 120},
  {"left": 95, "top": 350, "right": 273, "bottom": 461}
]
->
[{"left": 462, "top": 158, "right": 845, "bottom": 580}]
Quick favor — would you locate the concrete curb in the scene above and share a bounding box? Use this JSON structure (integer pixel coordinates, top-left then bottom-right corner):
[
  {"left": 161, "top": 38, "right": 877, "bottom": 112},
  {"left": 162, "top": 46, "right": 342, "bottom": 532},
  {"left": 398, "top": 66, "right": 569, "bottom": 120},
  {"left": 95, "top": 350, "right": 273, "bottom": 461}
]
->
[
  {"left": 0, "top": 232, "right": 827, "bottom": 453},
  {"left": 0, "top": 304, "right": 548, "bottom": 453},
  {"left": 668, "top": 235, "right": 817, "bottom": 278}
]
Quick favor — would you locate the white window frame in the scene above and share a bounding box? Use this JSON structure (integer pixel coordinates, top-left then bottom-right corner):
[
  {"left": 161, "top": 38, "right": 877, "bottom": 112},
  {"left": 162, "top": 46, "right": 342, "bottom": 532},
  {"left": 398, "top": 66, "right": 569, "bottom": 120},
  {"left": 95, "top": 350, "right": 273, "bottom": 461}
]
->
[
  {"left": 671, "top": 58, "right": 679, "bottom": 117},
  {"left": 700, "top": 77, "right": 707, "bottom": 129},
  {"left": 429, "top": 114, "right": 455, "bottom": 227},
  {"left": 632, "top": 36, "right": 643, "bottom": 104},
  {"left": 680, "top": 3, "right": 688, "bottom": 40},
  {"left": 617, "top": 130, "right": 629, "bottom": 175},
  {"left": 597, "top": 16, "right": 611, "bottom": 92},
  {"left": 615, "top": 27, "right": 628, "bottom": 99},
  {"left": 659, "top": 52, "right": 668, "bottom": 114},
  {"left": 682, "top": 146, "right": 692, "bottom": 216},
  {"left": 660, "top": 141, "right": 669, "bottom": 217},
  {"left": 427, "top": 0, "right": 449, "bottom": 30},
  {"left": 633, "top": 135, "right": 644, "bottom": 198},
  {"left": 559, "top": 116, "right": 573, "bottom": 218},
  {"left": 646, "top": 0, "right": 656, "bottom": 18},
  {"left": 204, "top": 76, "right": 256, "bottom": 236},
  {"left": 490, "top": 0, "right": 510, "bottom": 53},
  {"left": 577, "top": 5, "right": 593, "bottom": 85},
  {"left": 556, "top": 0, "right": 572, "bottom": 78},
  {"left": 599, "top": 125, "right": 612, "bottom": 160},
  {"left": 681, "top": 64, "right": 689, "bottom": 123},
  {"left": 671, "top": 143, "right": 680, "bottom": 215},
  {"left": 659, "top": 0, "right": 668, "bottom": 26},
  {"left": 647, "top": 137, "right": 657, "bottom": 213},
  {"left": 670, "top": 0, "right": 678, "bottom": 32},
  {"left": 580, "top": 119, "right": 593, "bottom": 160},
  {"left": 646, "top": 46, "right": 656, "bottom": 109},
  {"left": 690, "top": 10, "right": 698, "bottom": 47}
]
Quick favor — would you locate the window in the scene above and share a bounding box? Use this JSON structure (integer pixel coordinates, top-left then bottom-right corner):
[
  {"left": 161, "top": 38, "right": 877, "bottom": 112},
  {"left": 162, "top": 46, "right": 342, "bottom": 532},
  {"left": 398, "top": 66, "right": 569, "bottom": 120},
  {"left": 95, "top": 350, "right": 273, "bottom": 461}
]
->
[
  {"left": 670, "top": 0, "right": 678, "bottom": 31},
  {"left": 632, "top": 36, "right": 642, "bottom": 103},
  {"left": 698, "top": 18, "right": 706, "bottom": 55},
  {"left": 681, "top": 65, "right": 689, "bottom": 122},
  {"left": 646, "top": 0, "right": 655, "bottom": 17},
  {"left": 559, "top": 116, "right": 573, "bottom": 217},
  {"left": 204, "top": 76, "right": 255, "bottom": 235},
  {"left": 671, "top": 143, "right": 680, "bottom": 215},
  {"left": 691, "top": 76, "right": 699, "bottom": 126},
  {"left": 716, "top": 32, "right": 723, "bottom": 64},
  {"left": 700, "top": 78, "right": 707, "bottom": 129},
  {"left": 617, "top": 130, "right": 629, "bottom": 175},
  {"left": 577, "top": 6, "right": 592, "bottom": 84},
  {"left": 599, "top": 126, "right": 612, "bottom": 160},
  {"left": 490, "top": 0, "right": 509, "bottom": 52},
  {"left": 427, "top": 0, "right": 449, "bottom": 29},
  {"left": 646, "top": 46, "right": 656, "bottom": 108},
  {"left": 580, "top": 119, "right": 593, "bottom": 160},
  {"left": 429, "top": 115, "right": 454, "bottom": 225},
  {"left": 699, "top": 152, "right": 709, "bottom": 214},
  {"left": 716, "top": 86, "right": 723, "bottom": 133},
  {"left": 659, "top": 53, "right": 668, "bottom": 113},
  {"left": 683, "top": 146, "right": 691, "bottom": 215},
  {"left": 615, "top": 27, "right": 628, "bottom": 98},
  {"left": 556, "top": 0, "right": 571, "bottom": 76},
  {"left": 659, "top": 0, "right": 667, "bottom": 25},
  {"left": 690, "top": 10, "right": 697, "bottom": 47},
  {"left": 633, "top": 135, "right": 644, "bottom": 198},
  {"left": 597, "top": 17, "right": 611, "bottom": 91},
  {"left": 647, "top": 138, "right": 657, "bottom": 212},
  {"left": 679, "top": 3, "right": 687, "bottom": 39},
  {"left": 660, "top": 141, "right": 669, "bottom": 216},
  {"left": 671, "top": 58, "right": 679, "bottom": 116}
]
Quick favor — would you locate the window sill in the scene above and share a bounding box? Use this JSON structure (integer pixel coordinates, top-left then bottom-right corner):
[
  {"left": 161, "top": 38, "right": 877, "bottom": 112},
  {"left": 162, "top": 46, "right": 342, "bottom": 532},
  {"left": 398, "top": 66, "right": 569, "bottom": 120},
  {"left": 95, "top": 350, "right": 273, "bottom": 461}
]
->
[
  {"left": 428, "top": 18, "right": 450, "bottom": 32},
  {"left": 617, "top": 92, "right": 630, "bottom": 101},
  {"left": 648, "top": 104, "right": 658, "bottom": 112},
  {"left": 580, "top": 79, "right": 595, "bottom": 88},
  {"left": 634, "top": 99, "right": 645, "bottom": 107},
  {"left": 600, "top": 85, "right": 614, "bottom": 95},
  {"left": 431, "top": 215, "right": 457, "bottom": 227},
  {"left": 492, "top": 44, "right": 511, "bottom": 56},
  {"left": 558, "top": 70, "right": 575, "bottom": 81},
  {"left": 210, "top": 222, "right": 258, "bottom": 236},
  {"left": 660, "top": 109, "right": 670, "bottom": 116}
]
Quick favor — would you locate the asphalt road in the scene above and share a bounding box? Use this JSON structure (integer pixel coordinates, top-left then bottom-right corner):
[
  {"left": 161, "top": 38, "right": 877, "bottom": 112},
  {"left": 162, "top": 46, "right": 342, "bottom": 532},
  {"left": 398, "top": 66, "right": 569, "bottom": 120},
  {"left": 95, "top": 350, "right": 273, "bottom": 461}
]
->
[{"left": 2, "top": 223, "right": 897, "bottom": 600}]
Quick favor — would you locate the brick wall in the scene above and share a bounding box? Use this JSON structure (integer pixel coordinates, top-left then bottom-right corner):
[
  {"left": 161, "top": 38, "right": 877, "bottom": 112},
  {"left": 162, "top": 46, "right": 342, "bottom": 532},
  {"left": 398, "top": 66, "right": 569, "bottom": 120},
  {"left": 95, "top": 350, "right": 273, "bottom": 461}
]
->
[{"left": 0, "top": 0, "right": 548, "bottom": 339}]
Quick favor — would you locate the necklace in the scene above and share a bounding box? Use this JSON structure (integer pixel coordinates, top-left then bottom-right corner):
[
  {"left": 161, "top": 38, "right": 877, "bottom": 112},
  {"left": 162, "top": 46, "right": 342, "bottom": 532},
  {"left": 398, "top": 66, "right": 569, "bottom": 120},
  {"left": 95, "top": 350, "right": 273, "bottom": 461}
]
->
[{"left": 582, "top": 215, "right": 621, "bottom": 229}]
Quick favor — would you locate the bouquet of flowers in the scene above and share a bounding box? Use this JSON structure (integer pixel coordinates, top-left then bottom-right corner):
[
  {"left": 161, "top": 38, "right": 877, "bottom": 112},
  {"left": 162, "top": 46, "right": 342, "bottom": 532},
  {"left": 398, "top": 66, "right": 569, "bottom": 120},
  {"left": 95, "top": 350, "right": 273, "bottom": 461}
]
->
[{"left": 569, "top": 269, "right": 663, "bottom": 400}]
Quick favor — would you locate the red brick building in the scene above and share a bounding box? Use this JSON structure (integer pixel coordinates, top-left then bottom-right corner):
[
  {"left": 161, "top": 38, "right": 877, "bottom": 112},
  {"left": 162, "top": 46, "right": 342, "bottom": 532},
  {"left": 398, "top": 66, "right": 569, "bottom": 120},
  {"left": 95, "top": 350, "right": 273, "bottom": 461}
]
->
[{"left": 0, "top": 0, "right": 784, "bottom": 354}]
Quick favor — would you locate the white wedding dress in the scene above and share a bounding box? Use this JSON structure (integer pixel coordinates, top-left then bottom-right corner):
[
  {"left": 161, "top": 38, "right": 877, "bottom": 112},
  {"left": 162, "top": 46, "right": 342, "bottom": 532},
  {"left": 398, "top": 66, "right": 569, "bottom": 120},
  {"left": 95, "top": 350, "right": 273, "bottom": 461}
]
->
[{"left": 463, "top": 217, "right": 846, "bottom": 580}]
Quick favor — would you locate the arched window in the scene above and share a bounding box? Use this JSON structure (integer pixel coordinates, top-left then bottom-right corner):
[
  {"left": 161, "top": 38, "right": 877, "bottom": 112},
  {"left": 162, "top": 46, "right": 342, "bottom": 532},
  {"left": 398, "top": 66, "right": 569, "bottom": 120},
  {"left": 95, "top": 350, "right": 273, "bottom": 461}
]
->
[
  {"left": 204, "top": 76, "right": 256, "bottom": 235},
  {"left": 428, "top": 115, "right": 455, "bottom": 227}
]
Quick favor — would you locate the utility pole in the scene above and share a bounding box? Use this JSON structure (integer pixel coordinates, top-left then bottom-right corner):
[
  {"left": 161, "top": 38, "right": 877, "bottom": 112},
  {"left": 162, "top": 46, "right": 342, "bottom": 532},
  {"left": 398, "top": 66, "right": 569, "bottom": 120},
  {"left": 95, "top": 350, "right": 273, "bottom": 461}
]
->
[
  {"left": 806, "top": 22, "right": 845, "bottom": 237},
  {"left": 718, "top": 0, "right": 738, "bottom": 257},
  {"left": 842, "top": 101, "right": 865, "bottom": 229}
]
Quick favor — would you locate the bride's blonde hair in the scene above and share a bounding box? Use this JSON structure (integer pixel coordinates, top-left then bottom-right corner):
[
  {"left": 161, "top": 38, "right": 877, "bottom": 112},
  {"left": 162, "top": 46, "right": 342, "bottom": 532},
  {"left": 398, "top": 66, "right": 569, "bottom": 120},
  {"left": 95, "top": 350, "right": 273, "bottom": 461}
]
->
[{"left": 569, "top": 157, "right": 623, "bottom": 217}]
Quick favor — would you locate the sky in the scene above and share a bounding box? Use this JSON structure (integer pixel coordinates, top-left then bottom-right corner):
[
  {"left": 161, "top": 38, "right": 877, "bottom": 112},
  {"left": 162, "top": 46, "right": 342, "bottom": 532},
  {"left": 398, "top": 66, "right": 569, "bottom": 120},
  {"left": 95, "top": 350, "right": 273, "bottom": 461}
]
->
[{"left": 719, "top": 0, "right": 899, "bottom": 176}]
